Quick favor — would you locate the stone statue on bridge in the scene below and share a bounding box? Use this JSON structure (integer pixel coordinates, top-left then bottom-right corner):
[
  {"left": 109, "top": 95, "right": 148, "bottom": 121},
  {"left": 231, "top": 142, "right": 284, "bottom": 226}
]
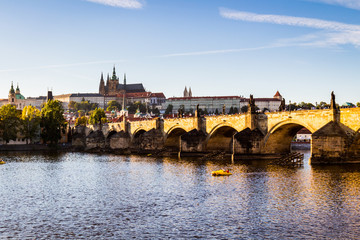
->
[
  {"left": 195, "top": 104, "right": 200, "bottom": 118},
  {"left": 248, "top": 94, "right": 256, "bottom": 114},
  {"left": 330, "top": 91, "right": 337, "bottom": 110},
  {"left": 222, "top": 104, "right": 226, "bottom": 115},
  {"left": 279, "top": 98, "right": 286, "bottom": 112}
]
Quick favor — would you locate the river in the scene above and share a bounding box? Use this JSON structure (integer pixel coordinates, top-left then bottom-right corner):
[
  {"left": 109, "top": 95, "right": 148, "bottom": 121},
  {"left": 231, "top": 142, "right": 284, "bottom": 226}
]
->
[{"left": 1, "top": 151, "right": 360, "bottom": 239}]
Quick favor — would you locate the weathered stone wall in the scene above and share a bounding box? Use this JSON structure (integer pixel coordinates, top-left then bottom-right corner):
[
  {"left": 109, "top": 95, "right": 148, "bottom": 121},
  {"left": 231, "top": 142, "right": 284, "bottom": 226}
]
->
[
  {"left": 205, "top": 114, "right": 247, "bottom": 134},
  {"left": 109, "top": 131, "right": 130, "bottom": 150},
  {"left": 234, "top": 128, "right": 264, "bottom": 154},
  {"left": 180, "top": 130, "right": 207, "bottom": 153},
  {"left": 163, "top": 117, "right": 197, "bottom": 134},
  {"left": 85, "top": 130, "right": 105, "bottom": 150},
  {"left": 130, "top": 119, "right": 158, "bottom": 135},
  {"left": 340, "top": 108, "right": 360, "bottom": 132}
]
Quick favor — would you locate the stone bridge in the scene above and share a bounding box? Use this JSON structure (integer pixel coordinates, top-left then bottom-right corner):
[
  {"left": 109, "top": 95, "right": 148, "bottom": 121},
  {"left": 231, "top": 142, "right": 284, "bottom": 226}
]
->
[{"left": 73, "top": 94, "right": 360, "bottom": 164}]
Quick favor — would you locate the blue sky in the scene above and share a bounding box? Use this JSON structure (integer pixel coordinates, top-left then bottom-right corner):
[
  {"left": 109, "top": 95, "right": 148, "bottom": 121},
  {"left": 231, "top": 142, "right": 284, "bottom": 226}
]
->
[{"left": 1, "top": 0, "right": 360, "bottom": 105}]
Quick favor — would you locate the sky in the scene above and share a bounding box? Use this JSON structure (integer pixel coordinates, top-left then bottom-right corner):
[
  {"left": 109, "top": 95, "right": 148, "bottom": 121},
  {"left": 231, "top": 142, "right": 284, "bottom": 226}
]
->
[{"left": 1, "top": 0, "right": 360, "bottom": 105}]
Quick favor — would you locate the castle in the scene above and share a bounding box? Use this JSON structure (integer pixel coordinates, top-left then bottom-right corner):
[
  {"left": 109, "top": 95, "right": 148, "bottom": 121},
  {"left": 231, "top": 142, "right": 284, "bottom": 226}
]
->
[{"left": 99, "top": 66, "right": 145, "bottom": 96}]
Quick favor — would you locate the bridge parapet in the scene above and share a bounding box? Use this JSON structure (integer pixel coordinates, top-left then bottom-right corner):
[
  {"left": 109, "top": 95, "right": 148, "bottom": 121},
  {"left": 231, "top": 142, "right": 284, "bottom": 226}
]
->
[
  {"left": 340, "top": 108, "right": 360, "bottom": 132},
  {"left": 266, "top": 109, "right": 333, "bottom": 133},
  {"left": 205, "top": 114, "right": 247, "bottom": 134},
  {"left": 130, "top": 119, "right": 158, "bottom": 135},
  {"left": 163, "top": 117, "right": 197, "bottom": 134},
  {"left": 108, "top": 123, "right": 124, "bottom": 132}
]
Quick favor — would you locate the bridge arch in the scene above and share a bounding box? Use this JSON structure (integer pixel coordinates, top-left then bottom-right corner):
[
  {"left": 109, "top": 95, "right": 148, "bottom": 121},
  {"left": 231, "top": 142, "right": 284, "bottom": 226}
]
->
[
  {"left": 164, "top": 127, "right": 187, "bottom": 151},
  {"left": 264, "top": 120, "right": 314, "bottom": 154},
  {"left": 206, "top": 124, "right": 238, "bottom": 153}
]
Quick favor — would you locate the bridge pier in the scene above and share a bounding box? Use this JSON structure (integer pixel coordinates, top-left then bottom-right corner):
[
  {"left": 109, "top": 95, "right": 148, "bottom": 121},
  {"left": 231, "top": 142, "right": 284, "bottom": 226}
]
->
[{"left": 233, "top": 128, "right": 264, "bottom": 154}]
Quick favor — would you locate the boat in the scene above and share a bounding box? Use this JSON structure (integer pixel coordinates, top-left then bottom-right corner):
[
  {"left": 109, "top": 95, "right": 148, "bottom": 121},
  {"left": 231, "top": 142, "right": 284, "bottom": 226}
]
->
[
  {"left": 0, "top": 160, "right": 5, "bottom": 164},
  {"left": 211, "top": 169, "right": 232, "bottom": 176}
]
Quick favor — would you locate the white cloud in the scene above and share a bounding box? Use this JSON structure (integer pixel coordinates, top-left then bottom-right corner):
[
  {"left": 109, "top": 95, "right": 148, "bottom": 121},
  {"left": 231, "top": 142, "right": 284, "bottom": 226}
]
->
[
  {"left": 220, "top": 8, "right": 360, "bottom": 47},
  {"left": 220, "top": 8, "right": 360, "bottom": 31},
  {"left": 310, "top": 0, "right": 360, "bottom": 10},
  {"left": 158, "top": 46, "right": 275, "bottom": 57},
  {"left": 85, "top": 0, "right": 143, "bottom": 9}
]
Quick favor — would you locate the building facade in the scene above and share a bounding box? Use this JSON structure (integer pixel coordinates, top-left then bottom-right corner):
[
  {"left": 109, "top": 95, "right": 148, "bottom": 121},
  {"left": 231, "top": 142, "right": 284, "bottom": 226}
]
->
[{"left": 166, "top": 88, "right": 283, "bottom": 114}]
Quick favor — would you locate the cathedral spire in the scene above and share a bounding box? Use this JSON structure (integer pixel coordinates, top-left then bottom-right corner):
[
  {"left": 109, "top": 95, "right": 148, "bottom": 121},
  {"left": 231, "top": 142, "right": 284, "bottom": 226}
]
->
[
  {"left": 183, "top": 86, "right": 188, "bottom": 97},
  {"left": 99, "top": 72, "right": 105, "bottom": 95},
  {"left": 9, "top": 81, "right": 15, "bottom": 94},
  {"left": 16, "top": 83, "right": 20, "bottom": 94},
  {"left": 112, "top": 65, "right": 117, "bottom": 81}
]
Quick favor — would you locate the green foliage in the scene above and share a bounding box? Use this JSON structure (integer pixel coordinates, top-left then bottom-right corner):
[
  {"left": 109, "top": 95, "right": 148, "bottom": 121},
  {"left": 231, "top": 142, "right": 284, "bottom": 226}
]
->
[
  {"left": 228, "top": 106, "right": 234, "bottom": 114},
  {"left": 165, "top": 104, "right": 173, "bottom": 115},
  {"left": 0, "top": 104, "right": 21, "bottom": 144},
  {"left": 68, "top": 101, "right": 76, "bottom": 111},
  {"left": 151, "top": 107, "right": 160, "bottom": 116},
  {"left": 75, "top": 116, "right": 88, "bottom": 126},
  {"left": 107, "top": 100, "right": 122, "bottom": 112},
  {"left": 69, "top": 99, "right": 98, "bottom": 114},
  {"left": 127, "top": 102, "right": 148, "bottom": 114},
  {"left": 40, "top": 100, "right": 66, "bottom": 145},
  {"left": 233, "top": 107, "right": 239, "bottom": 114},
  {"left": 215, "top": 108, "right": 219, "bottom": 115},
  {"left": 240, "top": 106, "right": 248, "bottom": 113},
  {"left": 88, "top": 108, "right": 106, "bottom": 125},
  {"left": 21, "top": 105, "right": 41, "bottom": 144}
]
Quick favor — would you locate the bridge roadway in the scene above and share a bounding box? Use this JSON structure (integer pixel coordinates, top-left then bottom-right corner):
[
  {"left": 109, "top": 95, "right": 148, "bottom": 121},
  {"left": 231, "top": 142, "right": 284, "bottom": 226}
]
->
[{"left": 78, "top": 107, "right": 360, "bottom": 164}]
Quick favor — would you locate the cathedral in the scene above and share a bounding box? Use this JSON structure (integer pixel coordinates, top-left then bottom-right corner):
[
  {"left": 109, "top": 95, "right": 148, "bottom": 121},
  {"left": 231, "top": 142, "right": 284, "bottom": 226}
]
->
[{"left": 99, "top": 66, "right": 145, "bottom": 96}]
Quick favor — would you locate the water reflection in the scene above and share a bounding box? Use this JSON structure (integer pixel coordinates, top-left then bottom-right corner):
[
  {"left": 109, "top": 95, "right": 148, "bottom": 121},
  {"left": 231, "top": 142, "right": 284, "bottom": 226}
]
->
[{"left": 0, "top": 151, "right": 360, "bottom": 239}]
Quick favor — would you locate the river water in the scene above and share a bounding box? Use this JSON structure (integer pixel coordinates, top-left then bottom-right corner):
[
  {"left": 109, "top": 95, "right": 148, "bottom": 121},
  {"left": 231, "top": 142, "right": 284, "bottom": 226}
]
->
[{"left": 1, "top": 151, "right": 360, "bottom": 239}]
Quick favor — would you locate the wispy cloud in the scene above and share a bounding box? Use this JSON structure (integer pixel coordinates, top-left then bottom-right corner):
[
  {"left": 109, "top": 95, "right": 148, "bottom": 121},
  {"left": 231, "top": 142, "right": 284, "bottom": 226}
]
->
[
  {"left": 158, "top": 46, "right": 276, "bottom": 58},
  {"left": 310, "top": 0, "right": 360, "bottom": 10},
  {"left": 220, "top": 8, "right": 360, "bottom": 47},
  {"left": 85, "top": 0, "right": 143, "bottom": 9}
]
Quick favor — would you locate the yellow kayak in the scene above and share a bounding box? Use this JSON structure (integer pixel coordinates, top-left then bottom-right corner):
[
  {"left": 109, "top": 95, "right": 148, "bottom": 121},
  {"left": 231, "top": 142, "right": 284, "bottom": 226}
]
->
[
  {"left": 0, "top": 160, "right": 5, "bottom": 164},
  {"left": 212, "top": 169, "right": 232, "bottom": 176}
]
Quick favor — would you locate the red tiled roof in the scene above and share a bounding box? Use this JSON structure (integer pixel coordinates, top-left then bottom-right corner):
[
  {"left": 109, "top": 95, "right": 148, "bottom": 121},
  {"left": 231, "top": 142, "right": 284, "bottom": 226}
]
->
[
  {"left": 297, "top": 128, "right": 312, "bottom": 134},
  {"left": 150, "top": 92, "right": 166, "bottom": 98},
  {"left": 240, "top": 98, "right": 281, "bottom": 102},
  {"left": 168, "top": 96, "right": 243, "bottom": 100},
  {"left": 274, "top": 91, "right": 281, "bottom": 97}
]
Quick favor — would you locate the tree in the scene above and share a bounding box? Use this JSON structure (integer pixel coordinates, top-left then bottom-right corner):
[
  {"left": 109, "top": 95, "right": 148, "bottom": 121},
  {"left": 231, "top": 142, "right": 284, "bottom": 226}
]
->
[
  {"left": 233, "top": 107, "right": 239, "bottom": 114},
  {"left": 240, "top": 106, "right": 248, "bottom": 113},
  {"left": 215, "top": 109, "right": 219, "bottom": 115},
  {"left": 127, "top": 102, "right": 148, "bottom": 114},
  {"left": 68, "top": 101, "right": 76, "bottom": 112},
  {"left": 165, "top": 104, "right": 173, "bottom": 115},
  {"left": 0, "top": 104, "right": 21, "bottom": 144},
  {"left": 73, "top": 99, "right": 98, "bottom": 114},
  {"left": 228, "top": 106, "right": 234, "bottom": 114},
  {"left": 40, "top": 100, "right": 66, "bottom": 146},
  {"left": 107, "top": 100, "right": 122, "bottom": 112},
  {"left": 21, "top": 105, "right": 41, "bottom": 144},
  {"left": 88, "top": 108, "right": 106, "bottom": 125},
  {"left": 151, "top": 107, "right": 160, "bottom": 116},
  {"left": 75, "top": 116, "right": 88, "bottom": 126}
]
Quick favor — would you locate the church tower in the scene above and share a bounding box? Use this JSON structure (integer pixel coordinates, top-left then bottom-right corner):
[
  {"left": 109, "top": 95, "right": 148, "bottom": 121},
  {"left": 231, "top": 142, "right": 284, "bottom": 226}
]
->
[
  {"left": 108, "top": 66, "right": 119, "bottom": 95},
  {"left": 8, "top": 82, "right": 15, "bottom": 104},
  {"left": 99, "top": 73, "right": 105, "bottom": 95},
  {"left": 184, "top": 86, "right": 188, "bottom": 97},
  {"left": 189, "top": 87, "right": 192, "bottom": 97}
]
